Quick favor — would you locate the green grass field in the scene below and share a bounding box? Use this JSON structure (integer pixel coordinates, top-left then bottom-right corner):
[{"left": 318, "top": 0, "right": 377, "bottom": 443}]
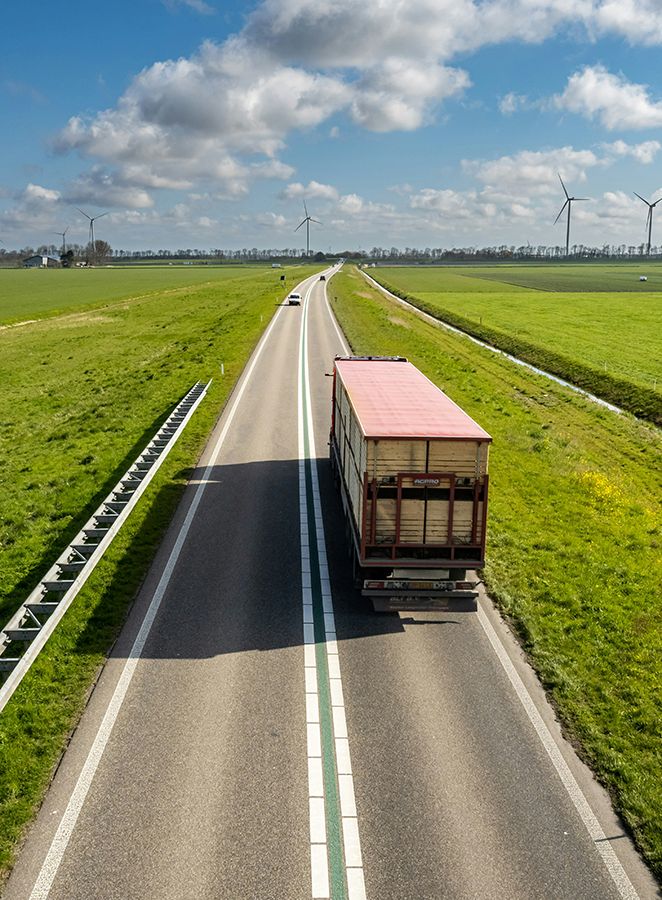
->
[
  {"left": 369, "top": 266, "right": 662, "bottom": 418},
  {"left": 464, "top": 263, "right": 662, "bottom": 292},
  {"left": 375, "top": 263, "right": 662, "bottom": 292},
  {"left": 0, "top": 265, "right": 299, "bottom": 325},
  {"left": 330, "top": 268, "right": 662, "bottom": 881},
  {"left": 0, "top": 265, "right": 321, "bottom": 883}
]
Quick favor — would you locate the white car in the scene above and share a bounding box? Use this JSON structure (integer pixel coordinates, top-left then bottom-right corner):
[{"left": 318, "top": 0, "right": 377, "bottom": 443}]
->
[{"left": 288, "top": 293, "right": 301, "bottom": 305}]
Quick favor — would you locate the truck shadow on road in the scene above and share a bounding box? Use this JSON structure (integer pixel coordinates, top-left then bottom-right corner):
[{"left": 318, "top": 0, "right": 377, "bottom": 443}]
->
[{"left": 75, "top": 455, "right": 466, "bottom": 662}]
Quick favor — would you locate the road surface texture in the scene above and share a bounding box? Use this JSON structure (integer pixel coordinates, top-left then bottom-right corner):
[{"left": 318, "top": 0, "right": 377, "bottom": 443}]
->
[{"left": 4, "top": 267, "right": 659, "bottom": 900}]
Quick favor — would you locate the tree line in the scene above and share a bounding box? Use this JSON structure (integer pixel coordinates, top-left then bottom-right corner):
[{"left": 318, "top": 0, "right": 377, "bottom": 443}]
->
[
  {"left": 0, "top": 241, "right": 112, "bottom": 267},
  {"left": 2, "top": 241, "right": 661, "bottom": 267}
]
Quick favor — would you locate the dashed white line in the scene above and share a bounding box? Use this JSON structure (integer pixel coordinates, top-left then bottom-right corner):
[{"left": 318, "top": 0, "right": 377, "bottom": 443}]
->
[{"left": 299, "top": 272, "right": 367, "bottom": 900}]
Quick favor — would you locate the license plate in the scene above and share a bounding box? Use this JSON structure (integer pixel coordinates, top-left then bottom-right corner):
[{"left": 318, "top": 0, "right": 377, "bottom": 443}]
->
[
  {"left": 388, "top": 598, "right": 452, "bottom": 611},
  {"left": 409, "top": 581, "right": 434, "bottom": 589}
]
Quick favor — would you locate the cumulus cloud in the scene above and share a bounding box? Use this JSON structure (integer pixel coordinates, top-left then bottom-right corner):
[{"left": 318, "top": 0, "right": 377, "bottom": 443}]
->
[
  {"left": 348, "top": 60, "right": 470, "bottom": 131},
  {"left": 554, "top": 65, "right": 662, "bottom": 130},
  {"left": 33, "top": 0, "right": 662, "bottom": 226},
  {"left": 63, "top": 167, "right": 154, "bottom": 208},
  {"left": 48, "top": 0, "right": 662, "bottom": 213},
  {"left": 591, "top": 0, "right": 662, "bottom": 46},
  {"left": 463, "top": 146, "right": 604, "bottom": 196},
  {"left": 279, "top": 181, "right": 340, "bottom": 201},
  {"left": 601, "top": 139, "right": 661, "bottom": 163},
  {"left": 0, "top": 183, "right": 63, "bottom": 233}
]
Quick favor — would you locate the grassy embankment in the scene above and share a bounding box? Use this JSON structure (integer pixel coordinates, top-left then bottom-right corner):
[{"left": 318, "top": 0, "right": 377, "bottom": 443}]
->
[
  {"left": 0, "top": 265, "right": 287, "bottom": 325},
  {"left": 368, "top": 265, "right": 662, "bottom": 425},
  {"left": 330, "top": 267, "right": 662, "bottom": 880},
  {"left": 0, "top": 264, "right": 321, "bottom": 883}
]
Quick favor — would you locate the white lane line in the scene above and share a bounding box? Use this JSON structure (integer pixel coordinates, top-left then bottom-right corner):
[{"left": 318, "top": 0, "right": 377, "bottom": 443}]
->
[
  {"left": 28, "top": 299, "right": 291, "bottom": 900},
  {"left": 311, "top": 844, "right": 331, "bottom": 899},
  {"left": 299, "top": 281, "right": 331, "bottom": 899},
  {"left": 310, "top": 797, "right": 328, "bottom": 842},
  {"left": 476, "top": 605, "right": 640, "bottom": 900},
  {"left": 300, "top": 272, "right": 367, "bottom": 900},
  {"left": 309, "top": 758, "right": 325, "bottom": 797},
  {"left": 338, "top": 775, "right": 357, "bottom": 817}
]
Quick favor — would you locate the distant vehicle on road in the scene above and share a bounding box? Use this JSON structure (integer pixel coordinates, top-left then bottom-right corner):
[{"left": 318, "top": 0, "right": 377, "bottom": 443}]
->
[
  {"left": 330, "top": 356, "right": 492, "bottom": 612},
  {"left": 288, "top": 293, "right": 301, "bottom": 305},
  {"left": 320, "top": 275, "right": 326, "bottom": 281}
]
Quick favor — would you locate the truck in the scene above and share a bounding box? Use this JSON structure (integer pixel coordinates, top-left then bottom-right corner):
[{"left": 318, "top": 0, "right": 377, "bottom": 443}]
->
[{"left": 329, "top": 356, "right": 492, "bottom": 612}]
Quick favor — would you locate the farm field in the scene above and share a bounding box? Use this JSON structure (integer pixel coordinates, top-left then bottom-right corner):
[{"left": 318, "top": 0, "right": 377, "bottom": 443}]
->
[
  {"left": 0, "top": 265, "right": 296, "bottom": 325},
  {"left": 0, "top": 264, "right": 322, "bottom": 880},
  {"left": 377, "top": 262, "right": 662, "bottom": 292},
  {"left": 370, "top": 265, "right": 662, "bottom": 398},
  {"left": 330, "top": 267, "right": 662, "bottom": 881},
  {"left": 464, "top": 263, "right": 662, "bottom": 293}
]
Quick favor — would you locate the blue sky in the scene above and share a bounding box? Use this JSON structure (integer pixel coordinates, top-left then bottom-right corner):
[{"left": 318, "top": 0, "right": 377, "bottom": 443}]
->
[{"left": 3, "top": 0, "right": 662, "bottom": 252}]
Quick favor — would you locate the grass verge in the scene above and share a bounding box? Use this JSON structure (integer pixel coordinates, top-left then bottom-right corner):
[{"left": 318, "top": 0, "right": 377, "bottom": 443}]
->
[
  {"left": 367, "top": 267, "right": 662, "bottom": 425},
  {"left": 0, "top": 265, "right": 321, "bottom": 885},
  {"left": 0, "top": 265, "right": 302, "bottom": 325},
  {"left": 330, "top": 268, "right": 662, "bottom": 882}
]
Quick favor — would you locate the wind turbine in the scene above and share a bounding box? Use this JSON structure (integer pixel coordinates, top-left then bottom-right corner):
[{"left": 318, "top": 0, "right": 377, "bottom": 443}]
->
[
  {"left": 77, "top": 208, "right": 107, "bottom": 257},
  {"left": 554, "top": 174, "right": 588, "bottom": 257},
  {"left": 294, "top": 200, "right": 322, "bottom": 257},
  {"left": 54, "top": 227, "right": 69, "bottom": 258},
  {"left": 633, "top": 191, "right": 662, "bottom": 257}
]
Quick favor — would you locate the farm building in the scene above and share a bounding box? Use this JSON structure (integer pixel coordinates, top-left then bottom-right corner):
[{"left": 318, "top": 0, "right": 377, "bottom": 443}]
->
[{"left": 23, "top": 255, "right": 61, "bottom": 268}]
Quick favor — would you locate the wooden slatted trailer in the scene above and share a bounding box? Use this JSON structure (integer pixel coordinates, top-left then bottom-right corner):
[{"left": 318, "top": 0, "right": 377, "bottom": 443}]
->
[{"left": 330, "top": 356, "right": 492, "bottom": 612}]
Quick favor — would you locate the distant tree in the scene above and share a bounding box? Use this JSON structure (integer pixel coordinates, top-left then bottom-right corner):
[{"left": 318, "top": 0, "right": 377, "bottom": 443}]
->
[
  {"left": 60, "top": 249, "right": 75, "bottom": 268},
  {"left": 85, "top": 239, "right": 112, "bottom": 265},
  {"left": 314, "top": 251, "right": 326, "bottom": 262}
]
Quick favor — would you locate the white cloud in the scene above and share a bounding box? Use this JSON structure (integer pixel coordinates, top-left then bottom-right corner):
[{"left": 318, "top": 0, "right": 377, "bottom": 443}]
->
[
  {"left": 64, "top": 167, "right": 154, "bottom": 208},
  {"left": 33, "top": 0, "right": 662, "bottom": 235},
  {"left": 0, "top": 183, "right": 63, "bottom": 233},
  {"left": 388, "top": 184, "right": 413, "bottom": 196},
  {"left": 279, "top": 181, "right": 339, "bottom": 201},
  {"left": 348, "top": 60, "right": 470, "bottom": 131},
  {"left": 337, "top": 193, "right": 364, "bottom": 214},
  {"left": 248, "top": 211, "right": 290, "bottom": 229},
  {"left": 49, "top": 0, "right": 662, "bottom": 214},
  {"left": 463, "top": 146, "right": 604, "bottom": 196},
  {"left": 408, "top": 186, "right": 537, "bottom": 226},
  {"left": 601, "top": 139, "right": 661, "bottom": 163},
  {"left": 592, "top": 0, "right": 662, "bottom": 46},
  {"left": 499, "top": 92, "right": 529, "bottom": 114},
  {"left": 554, "top": 65, "right": 662, "bottom": 130}
]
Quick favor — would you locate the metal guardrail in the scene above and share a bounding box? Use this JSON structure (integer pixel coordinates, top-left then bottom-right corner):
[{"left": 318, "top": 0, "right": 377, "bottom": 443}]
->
[{"left": 0, "top": 380, "right": 211, "bottom": 714}]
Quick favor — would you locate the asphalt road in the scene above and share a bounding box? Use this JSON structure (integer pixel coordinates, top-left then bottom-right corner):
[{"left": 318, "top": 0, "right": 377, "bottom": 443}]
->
[{"left": 4, "top": 267, "right": 659, "bottom": 900}]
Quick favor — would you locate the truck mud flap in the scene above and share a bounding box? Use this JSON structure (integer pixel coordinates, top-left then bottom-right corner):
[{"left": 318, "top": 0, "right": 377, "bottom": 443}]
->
[{"left": 366, "top": 593, "right": 478, "bottom": 613}]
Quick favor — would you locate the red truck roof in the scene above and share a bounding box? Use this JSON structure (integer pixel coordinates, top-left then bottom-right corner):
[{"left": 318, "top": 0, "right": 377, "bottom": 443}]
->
[{"left": 335, "top": 358, "right": 492, "bottom": 442}]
